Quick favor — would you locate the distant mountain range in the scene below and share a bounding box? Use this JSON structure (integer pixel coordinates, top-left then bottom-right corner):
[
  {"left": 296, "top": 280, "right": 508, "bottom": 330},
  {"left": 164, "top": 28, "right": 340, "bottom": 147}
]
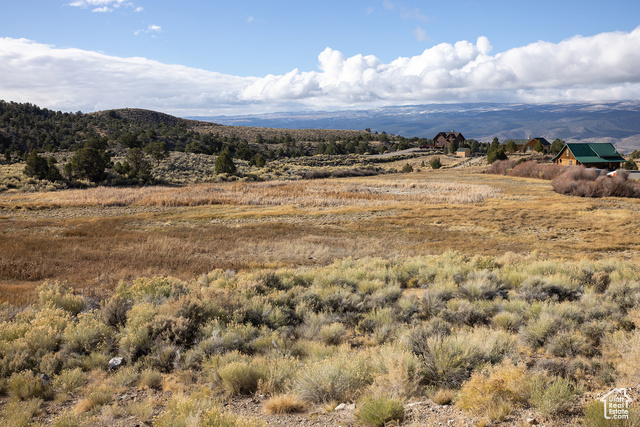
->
[{"left": 190, "top": 101, "right": 640, "bottom": 153}]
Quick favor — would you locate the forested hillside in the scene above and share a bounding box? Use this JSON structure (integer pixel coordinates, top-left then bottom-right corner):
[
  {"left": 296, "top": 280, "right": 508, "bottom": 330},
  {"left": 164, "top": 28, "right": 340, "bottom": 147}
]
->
[
  {"left": 0, "top": 101, "right": 424, "bottom": 160},
  {"left": 0, "top": 101, "right": 437, "bottom": 188}
]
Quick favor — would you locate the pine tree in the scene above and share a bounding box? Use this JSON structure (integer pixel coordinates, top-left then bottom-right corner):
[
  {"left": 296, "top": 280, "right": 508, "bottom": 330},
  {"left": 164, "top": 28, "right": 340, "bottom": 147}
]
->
[
  {"left": 23, "top": 151, "right": 50, "bottom": 180},
  {"left": 215, "top": 149, "right": 236, "bottom": 174}
]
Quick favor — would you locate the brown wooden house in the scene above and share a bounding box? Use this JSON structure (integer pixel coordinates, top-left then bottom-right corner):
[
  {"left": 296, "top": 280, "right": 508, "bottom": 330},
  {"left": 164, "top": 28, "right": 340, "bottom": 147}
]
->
[
  {"left": 503, "top": 139, "right": 529, "bottom": 152},
  {"left": 523, "top": 137, "right": 551, "bottom": 153},
  {"left": 552, "top": 143, "right": 625, "bottom": 170},
  {"left": 431, "top": 131, "right": 465, "bottom": 150}
]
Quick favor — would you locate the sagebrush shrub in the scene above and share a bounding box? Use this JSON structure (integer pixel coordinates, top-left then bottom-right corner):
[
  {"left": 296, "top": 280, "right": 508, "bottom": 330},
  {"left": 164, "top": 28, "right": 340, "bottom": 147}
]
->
[
  {"left": 402, "top": 319, "right": 452, "bottom": 355},
  {"left": 53, "top": 368, "right": 87, "bottom": 395},
  {"left": 149, "top": 342, "right": 181, "bottom": 373},
  {"left": 0, "top": 398, "right": 43, "bottom": 427},
  {"left": 101, "top": 294, "right": 130, "bottom": 329},
  {"left": 368, "top": 349, "right": 420, "bottom": 400},
  {"left": 148, "top": 315, "right": 196, "bottom": 347},
  {"left": 63, "top": 310, "right": 112, "bottom": 355},
  {"left": 546, "top": 331, "right": 590, "bottom": 357},
  {"left": 533, "top": 358, "right": 571, "bottom": 378},
  {"left": 457, "top": 360, "right": 528, "bottom": 421},
  {"left": 605, "top": 281, "right": 640, "bottom": 313},
  {"left": 125, "top": 396, "right": 155, "bottom": 422},
  {"left": 441, "top": 299, "right": 489, "bottom": 327},
  {"left": 519, "top": 312, "right": 559, "bottom": 349},
  {"left": 413, "top": 329, "right": 513, "bottom": 388},
  {"left": 218, "top": 360, "right": 268, "bottom": 395},
  {"left": 319, "top": 322, "right": 346, "bottom": 345},
  {"left": 39, "top": 351, "right": 66, "bottom": 377},
  {"left": 519, "top": 276, "right": 580, "bottom": 302},
  {"left": 112, "top": 364, "right": 140, "bottom": 388},
  {"left": 118, "top": 325, "right": 151, "bottom": 363},
  {"left": 528, "top": 375, "right": 577, "bottom": 416},
  {"left": 419, "top": 291, "right": 445, "bottom": 320},
  {"left": 51, "top": 410, "right": 80, "bottom": 427},
  {"left": 119, "top": 276, "right": 188, "bottom": 300},
  {"left": 8, "top": 370, "right": 51, "bottom": 400},
  {"left": 458, "top": 270, "right": 509, "bottom": 301},
  {"left": 356, "top": 396, "right": 405, "bottom": 427},
  {"left": 257, "top": 356, "right": 298, "bottom": 396},
  {"left": 139, "top": 368, "right": 163, "bottom": 390},
  {"left": 155, "top": 392, "right": 266, "bottom": 427},
  {"left": 201, "top": 321, "right": 263, "bottom": 355},
  {"left": 74, "top": 385, "right": 115, "bottom": 414},
  {"left": 604, "top": 328, "right": 640, "bottom": 386},
  {"left": 300, "top": 311, "right": 331, "bottom": 340},
  {"left": 358, "top": 307, "right": 397, "bottom": 344},
  {"left": 295, "top": 353, "right": 373, "bottom": 403},
  {"left": 38, "top": 282, "right": 85, "bottom": 315},
  {"left": 366, "top": 285, "right": 402, "bottom": 309},
  {"left": 492, "top": 311, "right": 523, "bottom": 333}
]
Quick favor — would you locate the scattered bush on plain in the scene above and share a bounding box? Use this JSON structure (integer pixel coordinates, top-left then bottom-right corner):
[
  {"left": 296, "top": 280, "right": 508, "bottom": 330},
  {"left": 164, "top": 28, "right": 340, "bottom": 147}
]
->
[{"left": 0, "top": 254, "right": 638, "bottom": 424}]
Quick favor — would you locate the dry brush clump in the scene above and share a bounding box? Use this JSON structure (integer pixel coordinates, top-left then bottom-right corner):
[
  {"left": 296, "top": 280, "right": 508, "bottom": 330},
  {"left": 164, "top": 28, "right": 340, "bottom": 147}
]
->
[
  {"left": 456, "top": 359, "right": 578, "bottom": 423},
  {"left": 552, "top": 167, "right": 640, "bottom": 198},
  {"left": 0, "top": 253, "right": 638, "bottom": 424},
  {"left": 487, "top": 159, "right": 569, "bottom": 180},
  {"left": 487, "top": 160, "right": 640, "bottom": 198}
]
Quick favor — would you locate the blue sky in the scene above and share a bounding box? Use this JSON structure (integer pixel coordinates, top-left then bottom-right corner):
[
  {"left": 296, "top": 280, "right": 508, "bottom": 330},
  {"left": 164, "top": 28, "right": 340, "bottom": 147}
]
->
[{"left": 1, "top": 0, "right": 640, "bottom": 116}]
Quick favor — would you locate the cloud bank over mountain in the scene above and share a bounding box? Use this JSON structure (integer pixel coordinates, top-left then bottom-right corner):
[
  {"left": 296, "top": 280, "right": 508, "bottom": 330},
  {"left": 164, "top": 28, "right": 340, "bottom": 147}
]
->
[{"left": 2, "top": 26, "right": 640, "bottom": 116}]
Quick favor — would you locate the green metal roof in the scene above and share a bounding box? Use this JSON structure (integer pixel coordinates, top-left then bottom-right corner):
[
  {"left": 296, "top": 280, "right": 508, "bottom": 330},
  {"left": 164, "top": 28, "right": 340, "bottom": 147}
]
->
[{"left": 552, "top": 143, "right": 625, "bottom": 164}]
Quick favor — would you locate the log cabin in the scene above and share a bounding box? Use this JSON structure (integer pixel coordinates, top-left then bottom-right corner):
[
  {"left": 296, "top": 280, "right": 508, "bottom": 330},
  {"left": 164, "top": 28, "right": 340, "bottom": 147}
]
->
[{"left": 552, "top": 143, "right": 625, "bottom": 170}]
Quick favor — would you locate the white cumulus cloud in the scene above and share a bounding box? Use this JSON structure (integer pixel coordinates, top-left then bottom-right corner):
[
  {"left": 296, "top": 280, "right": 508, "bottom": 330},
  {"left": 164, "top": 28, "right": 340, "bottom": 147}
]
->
[
  {"left": 68, "top": 0, "right": 141, "bottom": 13},
  {"left": 1, "top": 27, "right": 640, "bottom": 116},
  {"left": 0, "top": 37, "right": 251, "bottom": 115},
  {"left": 135, "top": 25, "right": 162, "bottom": 36}
]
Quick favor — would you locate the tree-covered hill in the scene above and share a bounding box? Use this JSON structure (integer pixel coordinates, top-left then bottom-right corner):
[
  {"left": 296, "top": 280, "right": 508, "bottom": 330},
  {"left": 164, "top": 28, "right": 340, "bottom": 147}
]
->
[
  {"left": 0, "top": 100, "right": 421, "bottom": 159},
  {"left": 0, "top": 100, "right": 431, "bottom": 187}
]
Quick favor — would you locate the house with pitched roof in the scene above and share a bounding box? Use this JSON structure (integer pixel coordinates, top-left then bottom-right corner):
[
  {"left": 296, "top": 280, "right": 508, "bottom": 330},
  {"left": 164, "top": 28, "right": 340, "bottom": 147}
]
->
[
  {"left": 552, "top": 143, "right": 626, "bottom": 170},
  {"left": 523, "top": 137, "right": 551, "bottom": 153},
  {"left": 504, "top": 139, "right": 529, "bottom": 152},
  {"left": 432, "top": 131, "right": 465, "bottom": 150},
  {"left": 504, "top": 137, "right": 552, "bottom": 153}
]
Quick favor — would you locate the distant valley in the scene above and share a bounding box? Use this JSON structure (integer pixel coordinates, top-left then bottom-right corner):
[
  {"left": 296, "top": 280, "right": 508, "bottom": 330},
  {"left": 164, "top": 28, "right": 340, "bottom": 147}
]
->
[{"left": 192, "top": 101, "right": 640, "bottom": 153}]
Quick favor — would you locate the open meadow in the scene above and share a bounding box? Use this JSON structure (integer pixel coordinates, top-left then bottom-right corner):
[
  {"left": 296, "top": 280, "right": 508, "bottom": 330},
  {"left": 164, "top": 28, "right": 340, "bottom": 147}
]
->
[{"left": 1, "top": 167, "right": 640, "bottom": 425}]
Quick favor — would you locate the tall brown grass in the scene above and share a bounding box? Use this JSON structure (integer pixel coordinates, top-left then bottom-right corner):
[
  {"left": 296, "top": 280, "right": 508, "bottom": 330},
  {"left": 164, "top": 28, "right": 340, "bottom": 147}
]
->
[
  {"left": 1, "top": 179, "right": 499, "bottom": 208},
  {"left": 3, "top": 170, "right": 640, "bottom": 306}
]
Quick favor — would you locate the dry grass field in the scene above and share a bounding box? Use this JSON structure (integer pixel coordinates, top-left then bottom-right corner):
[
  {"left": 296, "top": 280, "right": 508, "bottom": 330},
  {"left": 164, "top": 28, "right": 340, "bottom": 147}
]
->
[
  {"left": 2, "top": 168, "right": 640, "bottom": 304},
  {"left": 2, "top": 167, "right": 640, "bottom": 426}
]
